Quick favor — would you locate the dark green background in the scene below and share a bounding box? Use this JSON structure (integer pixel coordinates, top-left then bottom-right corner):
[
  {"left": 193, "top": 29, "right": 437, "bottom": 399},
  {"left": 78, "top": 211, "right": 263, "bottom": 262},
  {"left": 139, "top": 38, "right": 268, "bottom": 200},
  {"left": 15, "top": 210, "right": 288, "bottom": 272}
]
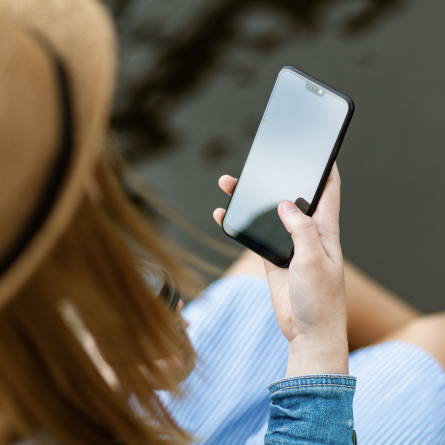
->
[{"left": 105, "top": 0, "right": 445, "bottom": 312}]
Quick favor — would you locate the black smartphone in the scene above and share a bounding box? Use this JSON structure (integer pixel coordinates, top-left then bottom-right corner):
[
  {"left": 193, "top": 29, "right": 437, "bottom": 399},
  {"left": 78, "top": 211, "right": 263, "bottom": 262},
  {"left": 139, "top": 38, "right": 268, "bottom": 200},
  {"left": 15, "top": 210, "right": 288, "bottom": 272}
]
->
[{"left": 222, "top": 66, "right": 354, "bottom": 268}]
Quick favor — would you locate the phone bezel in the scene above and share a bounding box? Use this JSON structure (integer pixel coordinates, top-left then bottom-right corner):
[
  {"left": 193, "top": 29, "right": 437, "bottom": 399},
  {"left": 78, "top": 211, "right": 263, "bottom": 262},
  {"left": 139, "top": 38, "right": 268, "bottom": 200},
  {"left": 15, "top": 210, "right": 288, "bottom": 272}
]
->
[{"left": 222, "top": 65, "right": 355, "bottom": 268}]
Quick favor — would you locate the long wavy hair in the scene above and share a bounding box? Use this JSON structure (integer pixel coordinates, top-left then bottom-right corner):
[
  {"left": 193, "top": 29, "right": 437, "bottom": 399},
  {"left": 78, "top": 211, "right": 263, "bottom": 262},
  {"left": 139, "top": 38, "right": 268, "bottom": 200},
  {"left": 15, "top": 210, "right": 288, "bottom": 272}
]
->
[{"left": 0, "top": 150, "right": 229, "bottom": 445}]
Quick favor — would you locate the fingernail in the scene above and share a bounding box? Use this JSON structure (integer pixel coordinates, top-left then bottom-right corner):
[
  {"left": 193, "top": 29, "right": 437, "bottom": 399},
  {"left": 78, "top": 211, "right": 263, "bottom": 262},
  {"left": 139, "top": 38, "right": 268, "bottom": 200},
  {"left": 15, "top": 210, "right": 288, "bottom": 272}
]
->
[{"left": 281, "top": 201, "right": 297, "bottom": 214}]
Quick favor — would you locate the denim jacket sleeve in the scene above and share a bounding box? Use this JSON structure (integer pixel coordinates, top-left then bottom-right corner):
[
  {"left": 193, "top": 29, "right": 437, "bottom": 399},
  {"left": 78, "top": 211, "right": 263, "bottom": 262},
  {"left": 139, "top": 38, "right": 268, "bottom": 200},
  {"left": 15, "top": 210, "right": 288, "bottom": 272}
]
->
[{"left": 264, "top": 374, "right": 357, "bottom": 444}]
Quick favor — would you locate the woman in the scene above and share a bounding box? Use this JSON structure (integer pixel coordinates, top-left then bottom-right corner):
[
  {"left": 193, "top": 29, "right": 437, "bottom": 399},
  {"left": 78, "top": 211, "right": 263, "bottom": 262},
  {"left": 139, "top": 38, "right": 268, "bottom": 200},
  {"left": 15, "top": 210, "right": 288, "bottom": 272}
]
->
[{"left": 0, "top": 1, "right": 444, "bottom": 444}]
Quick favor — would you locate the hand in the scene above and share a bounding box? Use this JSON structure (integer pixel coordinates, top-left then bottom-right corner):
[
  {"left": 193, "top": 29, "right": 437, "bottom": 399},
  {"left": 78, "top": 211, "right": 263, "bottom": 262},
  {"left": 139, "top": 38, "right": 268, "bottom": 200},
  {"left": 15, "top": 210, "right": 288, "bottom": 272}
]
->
[{"left": 214, "top": 164, "right": 349, "bottom": 376}]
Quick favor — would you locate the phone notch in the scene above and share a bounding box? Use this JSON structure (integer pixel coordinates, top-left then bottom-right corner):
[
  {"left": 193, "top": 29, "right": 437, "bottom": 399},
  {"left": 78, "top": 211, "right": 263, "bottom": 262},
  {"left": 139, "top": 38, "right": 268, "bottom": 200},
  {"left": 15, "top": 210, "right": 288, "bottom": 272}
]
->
[{"left": 306, "top": 81, "right": 325, "bottom": 97}]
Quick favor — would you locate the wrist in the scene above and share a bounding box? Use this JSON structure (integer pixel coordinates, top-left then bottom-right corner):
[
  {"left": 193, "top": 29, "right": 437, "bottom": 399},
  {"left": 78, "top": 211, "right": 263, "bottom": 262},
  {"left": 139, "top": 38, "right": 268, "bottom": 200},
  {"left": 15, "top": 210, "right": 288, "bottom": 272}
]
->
[{"left": 286, "top": 333, "right": 349, "bottom": 377}]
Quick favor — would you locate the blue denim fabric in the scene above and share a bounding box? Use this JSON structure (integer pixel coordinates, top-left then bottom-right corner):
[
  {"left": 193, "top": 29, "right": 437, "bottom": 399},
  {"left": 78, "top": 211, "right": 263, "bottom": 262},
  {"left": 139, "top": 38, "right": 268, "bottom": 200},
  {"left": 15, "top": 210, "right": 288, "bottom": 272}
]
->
[{"left": 265, "top": 374, "right": 356, "bottom": 444}]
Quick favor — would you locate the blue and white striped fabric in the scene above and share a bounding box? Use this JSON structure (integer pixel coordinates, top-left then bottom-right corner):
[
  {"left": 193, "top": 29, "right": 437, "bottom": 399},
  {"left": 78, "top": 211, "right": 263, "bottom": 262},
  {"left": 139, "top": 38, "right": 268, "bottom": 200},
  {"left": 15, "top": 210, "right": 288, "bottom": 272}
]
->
[{"left": 160, "top": 274, "right": 445, "bottom": 444}]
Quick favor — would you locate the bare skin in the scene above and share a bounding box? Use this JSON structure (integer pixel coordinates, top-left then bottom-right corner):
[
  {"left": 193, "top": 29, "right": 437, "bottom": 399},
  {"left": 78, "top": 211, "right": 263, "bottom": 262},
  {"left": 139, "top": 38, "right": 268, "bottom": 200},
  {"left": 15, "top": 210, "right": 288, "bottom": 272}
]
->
[
  {"left": 214, "top": 171, "right": 445, "bottom": 370},
  {"left": 217, "top": 165, "right": 350, "bottom": 376},
  {"left": 88, "top": 166, "right": 445, "bottom": 388}
]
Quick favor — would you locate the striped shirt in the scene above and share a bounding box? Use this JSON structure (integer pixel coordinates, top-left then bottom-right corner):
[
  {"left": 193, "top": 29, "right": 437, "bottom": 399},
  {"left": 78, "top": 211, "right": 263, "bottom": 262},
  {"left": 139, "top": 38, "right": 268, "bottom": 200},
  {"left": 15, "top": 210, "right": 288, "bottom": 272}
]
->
[{"left": 160, "top": 274, "right": 445, "bottom": 444}]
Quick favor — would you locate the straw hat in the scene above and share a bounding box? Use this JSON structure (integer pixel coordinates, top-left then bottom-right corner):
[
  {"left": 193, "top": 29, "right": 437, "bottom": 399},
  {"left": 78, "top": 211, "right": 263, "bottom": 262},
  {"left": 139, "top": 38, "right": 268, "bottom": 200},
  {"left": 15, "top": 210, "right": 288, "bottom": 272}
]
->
[{"left": 0, "top": 0, "right": 117, "bottom": 306}]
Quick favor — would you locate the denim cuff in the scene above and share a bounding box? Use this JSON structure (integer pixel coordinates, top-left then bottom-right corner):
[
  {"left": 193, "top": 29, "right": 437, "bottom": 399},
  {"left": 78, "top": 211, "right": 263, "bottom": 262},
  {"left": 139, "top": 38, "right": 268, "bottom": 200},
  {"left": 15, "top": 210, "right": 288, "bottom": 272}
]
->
[
  {"left": 268, "top": 374, "right": 357, "bottom": 393},
  {"left": 265, "top": 374, "right": 357, "bottom": 444}
]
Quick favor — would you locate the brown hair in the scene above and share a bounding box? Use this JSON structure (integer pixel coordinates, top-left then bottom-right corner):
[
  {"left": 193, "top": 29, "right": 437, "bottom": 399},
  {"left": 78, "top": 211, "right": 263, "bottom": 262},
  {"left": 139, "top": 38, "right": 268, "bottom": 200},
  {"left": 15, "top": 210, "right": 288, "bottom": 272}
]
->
[{"left": 0, "top": 156, "right": 207, "bottom": 445}]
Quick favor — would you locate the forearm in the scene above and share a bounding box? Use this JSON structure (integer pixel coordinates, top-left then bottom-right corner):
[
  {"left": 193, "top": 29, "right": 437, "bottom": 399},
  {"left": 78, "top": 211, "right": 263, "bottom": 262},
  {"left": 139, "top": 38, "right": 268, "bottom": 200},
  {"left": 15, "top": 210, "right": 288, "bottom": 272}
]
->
[
  {"left": 344, "top": 259, "right": 420, "bottom": 350},
  {"left": 265, "top": 332, "right": 354, "bottom": 444},
  {"left": 286, "top": 333, "right": 349, "bottom": 377}
]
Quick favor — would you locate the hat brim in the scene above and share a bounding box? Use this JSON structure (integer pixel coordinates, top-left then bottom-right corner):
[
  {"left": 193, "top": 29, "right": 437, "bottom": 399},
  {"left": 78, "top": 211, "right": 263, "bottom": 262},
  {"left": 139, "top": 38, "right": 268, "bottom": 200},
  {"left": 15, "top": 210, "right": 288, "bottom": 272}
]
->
[{"left": 0, "top": 0, "right": 117, "bottom": 306}]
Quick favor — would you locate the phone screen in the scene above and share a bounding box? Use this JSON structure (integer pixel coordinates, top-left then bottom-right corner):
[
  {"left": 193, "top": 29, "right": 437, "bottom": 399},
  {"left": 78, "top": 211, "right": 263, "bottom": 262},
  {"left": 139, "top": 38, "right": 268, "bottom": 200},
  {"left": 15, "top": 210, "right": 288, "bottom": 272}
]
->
[{"left": 223, "top": 67, "right": 351, "bottom": 266}]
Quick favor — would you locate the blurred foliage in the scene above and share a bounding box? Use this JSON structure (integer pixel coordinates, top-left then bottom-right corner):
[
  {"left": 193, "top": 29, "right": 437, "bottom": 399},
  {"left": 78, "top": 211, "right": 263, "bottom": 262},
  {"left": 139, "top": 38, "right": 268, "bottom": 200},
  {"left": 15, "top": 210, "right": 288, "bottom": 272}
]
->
[{"left": 104, "top": 0, "right": 404, "bottom": 161}]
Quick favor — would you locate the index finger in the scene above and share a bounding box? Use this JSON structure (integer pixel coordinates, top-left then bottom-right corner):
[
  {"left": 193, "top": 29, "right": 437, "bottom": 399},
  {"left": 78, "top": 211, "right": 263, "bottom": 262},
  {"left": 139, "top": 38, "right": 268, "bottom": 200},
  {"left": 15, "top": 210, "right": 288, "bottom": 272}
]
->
[{"left": 218, "top": 175, "right": 237, "bottom": 196}]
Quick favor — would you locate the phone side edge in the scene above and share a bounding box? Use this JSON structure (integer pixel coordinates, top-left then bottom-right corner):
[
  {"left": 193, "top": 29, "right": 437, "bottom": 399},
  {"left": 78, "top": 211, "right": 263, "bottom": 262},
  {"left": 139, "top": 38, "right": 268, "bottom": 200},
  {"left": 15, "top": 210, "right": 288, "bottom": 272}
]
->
[{"left": 306, "top": 92, "right": 355, "bottom": 217}]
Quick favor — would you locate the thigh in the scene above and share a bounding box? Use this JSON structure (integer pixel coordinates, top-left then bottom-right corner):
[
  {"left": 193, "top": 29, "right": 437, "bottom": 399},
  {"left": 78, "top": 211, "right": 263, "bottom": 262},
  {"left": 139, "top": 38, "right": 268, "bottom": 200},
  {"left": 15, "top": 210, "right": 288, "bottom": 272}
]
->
[
  {"left": 224, "top": 254, "right": 422, "bottom": 352},
  {"left": 223, "top": 249, "right": 267, "bottom": 280},
  {"left": 344, "top": 259, "right": 421, "bottom": 351},
  {"left": 375, "top": 312, "right": 445, "bottom": 370}
]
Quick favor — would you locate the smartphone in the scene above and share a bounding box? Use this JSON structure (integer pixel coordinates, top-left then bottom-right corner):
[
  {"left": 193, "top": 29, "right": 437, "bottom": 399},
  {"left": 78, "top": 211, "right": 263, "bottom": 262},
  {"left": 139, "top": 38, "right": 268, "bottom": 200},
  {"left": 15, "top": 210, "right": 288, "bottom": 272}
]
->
[{"left": 222, "top": 66, "right": 354, "bottom": 268}]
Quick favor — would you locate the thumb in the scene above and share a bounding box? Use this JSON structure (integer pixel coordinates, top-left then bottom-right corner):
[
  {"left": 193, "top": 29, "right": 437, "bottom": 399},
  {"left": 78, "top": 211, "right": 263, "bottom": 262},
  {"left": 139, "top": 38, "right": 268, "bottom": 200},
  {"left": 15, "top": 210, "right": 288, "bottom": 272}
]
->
[{"left": 278, "top": 201, "right": 324, "bottom": 260}]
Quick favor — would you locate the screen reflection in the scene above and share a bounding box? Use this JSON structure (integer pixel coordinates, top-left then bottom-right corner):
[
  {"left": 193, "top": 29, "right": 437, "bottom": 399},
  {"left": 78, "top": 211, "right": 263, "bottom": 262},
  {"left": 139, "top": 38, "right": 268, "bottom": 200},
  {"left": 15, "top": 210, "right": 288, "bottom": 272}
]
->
[{"left": 223, "top": 68, "right": 349, "bottom": 261}]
